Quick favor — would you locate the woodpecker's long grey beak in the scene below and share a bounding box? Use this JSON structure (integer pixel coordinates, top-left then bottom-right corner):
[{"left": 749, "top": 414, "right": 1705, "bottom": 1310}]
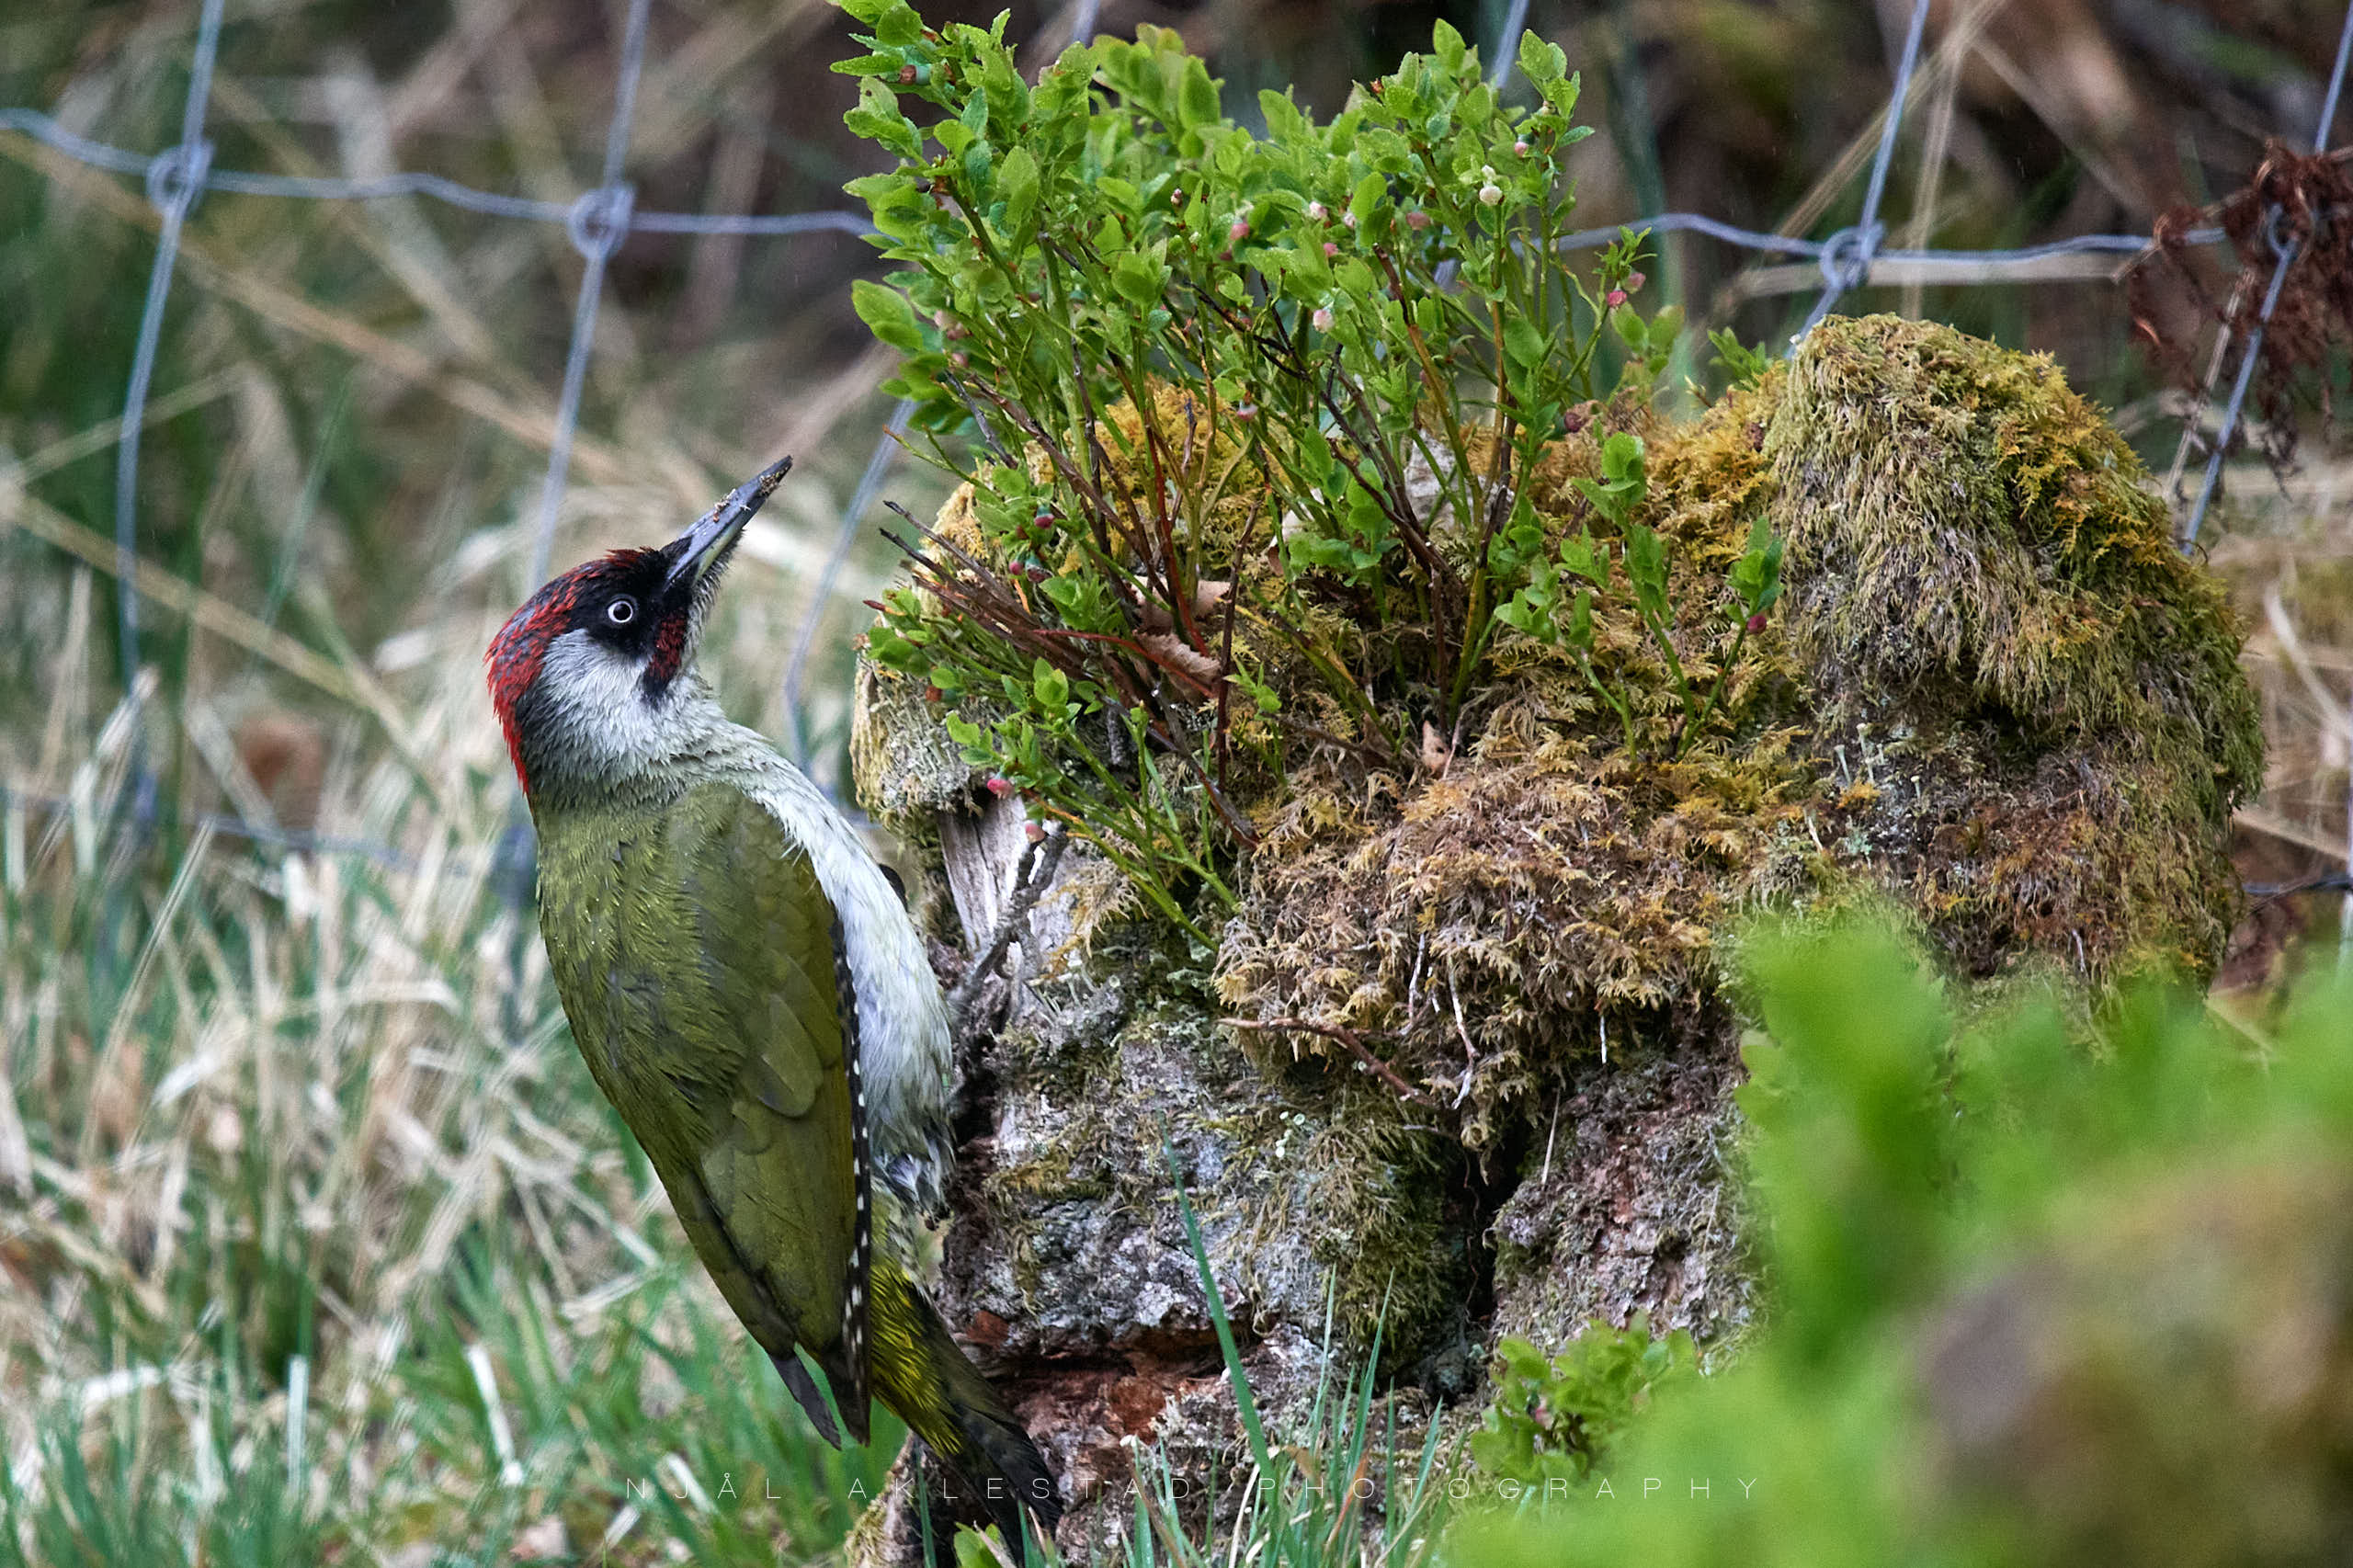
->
[{"left": 665, "top": 456, "right": 793, "bottom": 590}]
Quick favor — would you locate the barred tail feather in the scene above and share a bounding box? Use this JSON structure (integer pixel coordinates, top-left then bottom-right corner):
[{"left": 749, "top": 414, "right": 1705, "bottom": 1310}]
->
[{"left": 869, "top": 1263, "right": 1063, "bottom": 1547}]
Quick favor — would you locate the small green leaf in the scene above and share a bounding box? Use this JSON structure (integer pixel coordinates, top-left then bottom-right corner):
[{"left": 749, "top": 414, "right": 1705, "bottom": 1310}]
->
[
  {"left": 1559, "top": 528, "right": 1608, "bottom": 588},
  {"left": 1258, "top": 88, "right": 1306, "bottom": 142},
  {"left": 1624, "top": 524, "right": 1669, "bottom": 621},
  {"left": 1033, "top": 659, "right": 1071, "bottom": 710},
  {"left": 1096, "top": 175, "right": 1142, "bottom": 214},
  {"left": 1504, "top": 318, "right": 1550, "bottom": 369},
  {"left": 1564, "top": 587, "right": 1595, "bottom": 650},
  {"left": 845, "top": 78, "right": 922, "bottom": 161},
  {"left": 1113, "top": 252, "right": 1166, "bottom": 307},
  {"left": 1431, "top": 19, "right": 1466, "bottom": 71},
  {"left": 872, "top": 3, "right": 923, "bottom": 47},
  {"left": 1540, "top": 66, "right": 1582, "bottom": 118},
  {"left": 1709, "top": 326, "right": 1773, "bottom": 390},
  {"left": 1518, "top": 30, "right": 1566, "bottom": 85},
  {"left": 851, "top": 279, "right": 925, "bottom": 353},
  {"left": 1600, "top": 431, "right": 1646, "bottom": 488},
  {"left": 1295, "top": 429, "right": 1335, "bottom": 487},
  {"left": 1357, "top": 128, "right": 1411, "bottom": 174},
  {"left": 1609, "top": 302, "right": 1647, "bottom": 352},
  {"left": 996, "top": 145, "right": 1040, "bottom": 238},
  {"left": 1178, "top": 57, "right": 1222, "bottom": 130}
]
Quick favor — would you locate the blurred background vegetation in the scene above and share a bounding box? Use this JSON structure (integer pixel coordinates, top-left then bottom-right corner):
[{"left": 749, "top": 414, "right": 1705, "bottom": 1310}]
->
[{"left": 0, "top": 0, "right": 2348, "bottom": 1562}]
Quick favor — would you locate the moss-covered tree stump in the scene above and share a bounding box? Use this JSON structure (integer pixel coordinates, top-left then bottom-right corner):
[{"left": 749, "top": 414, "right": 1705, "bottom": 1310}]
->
[{"left": 841, "top": 317, "right": 2261, "bottom": 1562}]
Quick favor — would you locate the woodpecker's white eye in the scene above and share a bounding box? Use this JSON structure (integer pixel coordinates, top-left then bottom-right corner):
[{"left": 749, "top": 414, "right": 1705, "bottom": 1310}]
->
[{"left": 607, "top": 598, "right": 638, "bottom": 626}]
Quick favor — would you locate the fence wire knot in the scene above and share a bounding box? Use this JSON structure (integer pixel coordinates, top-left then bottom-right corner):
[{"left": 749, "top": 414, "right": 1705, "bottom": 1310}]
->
[
  {"left": 1817, "top": 222, "right": 1882, "bottom": 294},
  {"left": 142, "top": 139, "right": 212, "bottom": 218},
  {"left": 566, "top": 183, "right": 636, "bottom": 260}
]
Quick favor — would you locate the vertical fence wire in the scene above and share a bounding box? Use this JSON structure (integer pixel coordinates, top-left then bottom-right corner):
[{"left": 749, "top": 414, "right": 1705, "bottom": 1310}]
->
[
  {"left": 112, "top": 0, "right": 226, "bottom": 691},
  {"left": 779, "top": 398, "right": 914, "bottom": 767},
  {"left": 2334, "top": 0, "right": 2353, "bottom": 971},
  {"left": 1488, "top": 0, "right": 1532, "bottom": 88},
  {"left": 500, "top": 0, "right": 654, "bottom": 960},
  {"left": 2177, "top": 0, "right": 2353, "bottom": 555},
  {"left": 1791, "top": 0, "right": 1932, "bottom": 347},
  {"left": 523, "top": 0, "right": 653, "bottom": 593}
]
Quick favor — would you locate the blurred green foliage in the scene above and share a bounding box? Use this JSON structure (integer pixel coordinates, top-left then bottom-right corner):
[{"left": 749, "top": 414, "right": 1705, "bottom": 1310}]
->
[{"left": 1451, "top": 919, "right": 2353, "bottom": 1566}]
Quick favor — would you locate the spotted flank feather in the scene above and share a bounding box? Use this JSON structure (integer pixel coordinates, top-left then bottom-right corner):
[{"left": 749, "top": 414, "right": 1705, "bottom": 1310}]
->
[{"left": 831, "top": 913, "right": 872, "bottom": 1420}]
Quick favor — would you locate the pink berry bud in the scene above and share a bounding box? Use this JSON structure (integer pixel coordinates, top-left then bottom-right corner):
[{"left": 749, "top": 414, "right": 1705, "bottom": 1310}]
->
[
  {"left": 1746, "top": 612, "right": 1768, "bottom": 635},
  {"left": 951, "top": 349, "right": 971, "bottom": 367},
  {"left": 1343, "top": 210, "right": 1358, "bottom": 229},
  {"left": 1306, "top": 200, "right": 1328, "bottom": 222},
  {"left": 985, "top": 776, "right": 1013, "bottom": 798},
  {"left": 1513, "top": 139, "right": 1530, "bottom": 156},
  {"left": 1625, "top": 270, "right": 1646, "bottom": 292},
  {"left": 1023, "top": 821, "right": 1045, "bottom": 844},
  {"left": 1312, "top": 306, "right": 1335, "bottom": 332},
  {"left": 1324, "top": 241, "right": 1339, "bottom": 257},
  {"left": 1404, "top": 210, "right": 1431, "bottom": 230},
  {"left": 1606, "top": 289, "right": 1628, "bottom": 308},
  {"left": 1228, "top": 219, "right": 1250, "bottom": 242}
]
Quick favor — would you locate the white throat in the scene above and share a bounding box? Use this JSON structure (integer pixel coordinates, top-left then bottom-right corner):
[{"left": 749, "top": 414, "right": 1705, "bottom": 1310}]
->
[{"left": 529, "top": 628, "right": 727, "bottom": 791}]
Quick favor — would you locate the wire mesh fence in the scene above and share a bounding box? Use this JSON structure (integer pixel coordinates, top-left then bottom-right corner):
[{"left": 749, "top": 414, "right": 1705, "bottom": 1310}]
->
[{"left": 1, "top": 0, "right": 2348, "bottom": 911}]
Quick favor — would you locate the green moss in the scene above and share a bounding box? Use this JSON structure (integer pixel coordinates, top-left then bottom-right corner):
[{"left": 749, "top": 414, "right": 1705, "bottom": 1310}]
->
[
  {"left": 1768, "top": 315, "right": 2260, "bottom": 809},
  {"left": 1765, "top": 316, "right": 2261, "bottom": 978},
  {"left": 1275, "top": 1078, "right": 1462, "bottom": 1339}
]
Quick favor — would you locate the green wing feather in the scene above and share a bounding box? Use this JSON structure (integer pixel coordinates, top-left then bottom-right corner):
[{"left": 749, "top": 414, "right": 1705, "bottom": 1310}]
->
[{"left": 536, "top": 782, "right": 871, "bottom": 1440}]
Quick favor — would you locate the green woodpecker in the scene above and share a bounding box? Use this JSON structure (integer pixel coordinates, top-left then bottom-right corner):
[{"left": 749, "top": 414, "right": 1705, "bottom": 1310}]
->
[{"left": 486, "top": 459, "right": 1060, "bottom": 1544}]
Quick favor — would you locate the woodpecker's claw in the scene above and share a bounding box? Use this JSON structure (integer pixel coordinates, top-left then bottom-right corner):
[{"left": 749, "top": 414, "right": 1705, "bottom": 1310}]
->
[{"left": 667, "top": 456, "right": 793, "bottom": 589}]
